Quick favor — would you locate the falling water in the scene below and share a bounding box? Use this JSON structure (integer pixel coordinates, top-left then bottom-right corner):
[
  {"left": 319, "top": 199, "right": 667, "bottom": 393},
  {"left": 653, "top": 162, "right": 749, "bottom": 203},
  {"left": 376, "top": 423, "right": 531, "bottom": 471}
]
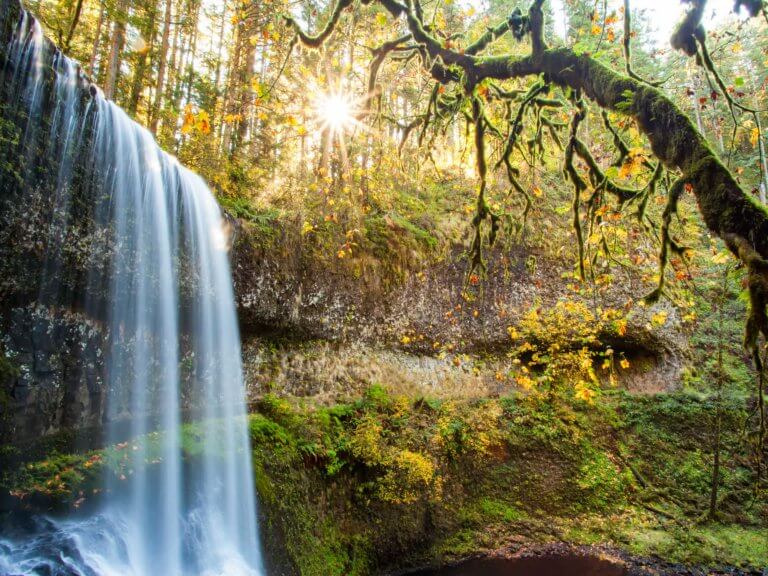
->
[{"left": 0, "top": 8, "right": 263, "bottom": 576}]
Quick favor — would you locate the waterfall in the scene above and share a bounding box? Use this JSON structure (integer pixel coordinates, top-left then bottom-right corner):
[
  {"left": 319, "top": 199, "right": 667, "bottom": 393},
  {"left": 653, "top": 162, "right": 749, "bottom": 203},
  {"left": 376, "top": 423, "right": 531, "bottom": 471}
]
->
[{"left": 0, "top": 9, "right": 264, "bottom": 576}]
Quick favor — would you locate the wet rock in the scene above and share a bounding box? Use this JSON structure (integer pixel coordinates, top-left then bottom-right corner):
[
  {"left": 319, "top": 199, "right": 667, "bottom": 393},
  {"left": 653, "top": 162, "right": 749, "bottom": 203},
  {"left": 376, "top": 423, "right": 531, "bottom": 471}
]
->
[
  {"left": 33, "top": 350, "right": 59, "bottom": 374},
  {"left": 1, "top": 306, "right": 106, "bottom": 441}
]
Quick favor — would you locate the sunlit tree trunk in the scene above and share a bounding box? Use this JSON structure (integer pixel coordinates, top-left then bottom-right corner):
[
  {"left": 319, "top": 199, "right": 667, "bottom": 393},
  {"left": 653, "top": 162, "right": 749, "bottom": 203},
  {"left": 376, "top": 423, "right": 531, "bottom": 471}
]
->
[
  {"left": 221, "top": 23, "right": 242, "bottom": 155},
  {"left": 128, "top": 0, "right": 156, "bottom": 116},
  {"left": 184, "top": 3, "right": 200, "bottom": 101},
  {"left": 234, "top": 25, "right": 257, "bottom": 152},
  {"left": 89, "top": 1, "right": 105, "bottom": 77},
  {"left": 104, "top": 0, "right": 130, "bottom": 101},
  {"left": 755, "top": 111, "right": 768, "bottom": 205},
  {"left": 210, "top": 5, "right": 227, "bottom": 130},
  {"left": 149, "top": 0, "right": 172, "bottom": 133},
  {"left": 63, "top": 0, "right": 84, "bottom": 53},
  {"left": 164, "top": 3, "right": 180, "bottom": 104}
]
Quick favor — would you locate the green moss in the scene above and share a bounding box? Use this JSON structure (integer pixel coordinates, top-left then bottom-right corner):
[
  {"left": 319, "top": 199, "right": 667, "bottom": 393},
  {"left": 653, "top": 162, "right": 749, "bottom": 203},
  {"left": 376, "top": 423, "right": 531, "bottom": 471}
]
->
[
  {"left": 575, "top": 450, "right": 632, "bottom": 511},
  {"left": 458, "top": 496, "right": 526, "bottom": 526},
  {"left": 622, "top": 523, "right": 768, "bottom": 568},
  {"left": 363, "top": 212, "right": 438, "bottom": 259}
]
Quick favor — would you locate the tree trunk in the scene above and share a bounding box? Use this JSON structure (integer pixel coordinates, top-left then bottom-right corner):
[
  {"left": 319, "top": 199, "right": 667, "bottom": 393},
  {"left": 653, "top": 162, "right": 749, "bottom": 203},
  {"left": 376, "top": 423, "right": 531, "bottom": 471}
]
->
[
  {"left": 103, "top": 0, "right": 130, "bottom": 101},
  {"left": 127, "top": 0, "right": 156, "bottom": 116},
  {"left": 221, "top": 23, "right": 242, "bottom": 155},
  {"left": 210, "top": 5, "right": 227, "bottom": 131},
  {"left": 756, "top": 113, "right": 768, "bottom": 205},
  {"left": 63, "top": 0, "right": 84, "bottom": 53},
  {"left": 89, "top": 1, "right": 105, "bottom": 77},
  {"left": 183, "top": 3, "right": 200, "bottom": 103},
  {"left": 149, "top": 0, "right": 172, "bottom": 133}
]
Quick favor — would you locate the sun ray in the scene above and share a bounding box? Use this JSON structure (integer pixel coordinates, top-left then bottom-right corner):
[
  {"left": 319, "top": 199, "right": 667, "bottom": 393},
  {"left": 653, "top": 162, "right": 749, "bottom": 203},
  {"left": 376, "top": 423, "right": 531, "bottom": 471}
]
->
[{"left": 313, "top": 88, "right": 369, "bottom": 137}]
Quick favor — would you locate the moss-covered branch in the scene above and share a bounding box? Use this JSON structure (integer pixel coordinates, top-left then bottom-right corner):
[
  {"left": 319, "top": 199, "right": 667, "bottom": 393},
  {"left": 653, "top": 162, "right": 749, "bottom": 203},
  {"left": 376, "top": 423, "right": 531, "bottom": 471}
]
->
[
  {"left": 286, "top": 0, "right": 768, "bottom": 352},
  {"left": 284, "top": 0, "right": 354, "bottom": 47}
]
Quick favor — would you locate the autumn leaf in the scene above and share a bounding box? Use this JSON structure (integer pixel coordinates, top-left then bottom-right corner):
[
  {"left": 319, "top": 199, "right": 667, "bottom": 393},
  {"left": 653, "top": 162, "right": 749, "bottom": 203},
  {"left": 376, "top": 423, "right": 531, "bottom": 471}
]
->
[
  {"left": 574, "top": 381, "right": 595, "bottom": 403},
  {"left": 195, "top": 110, "right": 211, "bottom": 134},
  {"left": 619, "top": 358, "right": 630, "bottom": 369},
  {"left": 712, "top": 251, "right": 730, "bottom": 265},
  {"left": 650, "top": 310, "right": 668, "bottom": 327},
  {"left": 618, "top": 148, "right": 646, "bottom": 179}
]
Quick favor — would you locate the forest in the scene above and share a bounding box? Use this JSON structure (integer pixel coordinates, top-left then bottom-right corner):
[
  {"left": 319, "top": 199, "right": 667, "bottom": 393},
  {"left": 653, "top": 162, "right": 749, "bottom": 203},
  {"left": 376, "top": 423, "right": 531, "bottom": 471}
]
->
[{"left": 0, "top": 0, "right": 767, "bottom": 573}]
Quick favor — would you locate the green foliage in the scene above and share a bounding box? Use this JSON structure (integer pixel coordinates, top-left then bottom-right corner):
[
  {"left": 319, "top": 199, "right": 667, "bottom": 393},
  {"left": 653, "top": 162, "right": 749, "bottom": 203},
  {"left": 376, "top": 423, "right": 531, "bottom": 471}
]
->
[
  {"left": 219, "top": 198, "right": 281, "bottom": 237},
  {"left": 363, "top": 212, "right": 438, "bottom": 257}
]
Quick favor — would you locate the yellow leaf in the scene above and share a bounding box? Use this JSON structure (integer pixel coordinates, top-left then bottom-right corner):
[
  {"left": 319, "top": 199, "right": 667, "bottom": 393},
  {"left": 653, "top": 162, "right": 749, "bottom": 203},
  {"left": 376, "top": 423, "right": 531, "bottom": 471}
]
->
[
  {"left": 619, "top": 148, "right": 646, "bottom": 179},
  {"left": 750, "top": 127, "right": 760, "bottom": 148},
  {"left": 195, "top": 109, "right": 211, "bottom": 134},
  {"left": 712, "top": 251, "right": 730, "bottom": 265},
  {"left": 651, "top": 310, "right": 668, "bottom": 327},
  {"left": 574, "top": 381, "right": 595, "bottom": 403},
  {"left": 515, "top": 374, "right": 535, "bottom": 390},
  {"left": 620, "top": 358, "right": 630, "bottom": 369}
]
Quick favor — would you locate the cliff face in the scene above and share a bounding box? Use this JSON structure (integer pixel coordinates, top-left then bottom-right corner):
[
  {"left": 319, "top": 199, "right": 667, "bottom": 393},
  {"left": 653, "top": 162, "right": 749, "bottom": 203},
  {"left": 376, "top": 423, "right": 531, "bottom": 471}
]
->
[
  {"left": 232, "top": 220, "right": 687, "bottom": 402},
  {"left": 0, "top": 1, "right": 687, "bottom": 445}
]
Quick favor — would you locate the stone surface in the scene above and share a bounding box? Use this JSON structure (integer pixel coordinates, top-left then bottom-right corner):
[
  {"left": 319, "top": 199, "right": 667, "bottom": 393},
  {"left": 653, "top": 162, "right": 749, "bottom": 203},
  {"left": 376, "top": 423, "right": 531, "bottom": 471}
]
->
[{"left": 2, "top": 306, "right": 106, "bottom": 440}]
